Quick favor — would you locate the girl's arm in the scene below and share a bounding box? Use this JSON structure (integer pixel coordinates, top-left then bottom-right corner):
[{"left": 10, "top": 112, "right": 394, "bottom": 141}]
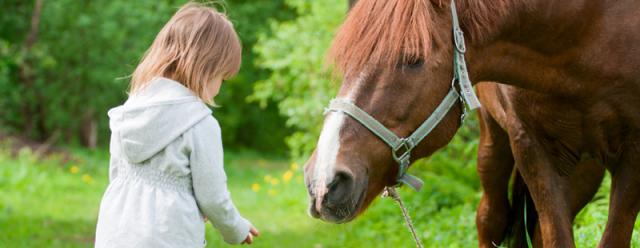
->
[{"left": 188, "top": 116, "right": 251, "bottom": 244}]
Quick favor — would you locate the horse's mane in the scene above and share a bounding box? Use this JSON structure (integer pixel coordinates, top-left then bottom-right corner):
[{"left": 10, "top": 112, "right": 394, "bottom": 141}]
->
[
  {"left": 330, "top": 0, "right": 437, "bottom": 76},
  {"left": 329, "top": 0, "right": 516, "bottom": 76}
]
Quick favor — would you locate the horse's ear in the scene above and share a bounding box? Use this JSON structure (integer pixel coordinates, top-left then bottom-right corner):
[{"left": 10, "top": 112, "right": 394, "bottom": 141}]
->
[{"left": 348, "top": 0, "right": 357, "bottom": 11}]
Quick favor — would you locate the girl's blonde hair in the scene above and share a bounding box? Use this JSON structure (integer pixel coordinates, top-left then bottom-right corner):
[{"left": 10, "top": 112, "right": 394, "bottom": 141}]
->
[{"left": 130, "top": 2, "right": 241, "bottom": 105}]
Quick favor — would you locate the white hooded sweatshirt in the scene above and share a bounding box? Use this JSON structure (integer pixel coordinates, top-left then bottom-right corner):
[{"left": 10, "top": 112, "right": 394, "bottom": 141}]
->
[{"left": 95, "top": 77, "right": 250, "bottom": 247}]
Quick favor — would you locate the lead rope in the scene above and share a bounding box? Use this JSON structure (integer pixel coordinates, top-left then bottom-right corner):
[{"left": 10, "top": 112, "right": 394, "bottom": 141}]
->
[{"left": 383, "top": 187, "right": 424, "bottom": 248}]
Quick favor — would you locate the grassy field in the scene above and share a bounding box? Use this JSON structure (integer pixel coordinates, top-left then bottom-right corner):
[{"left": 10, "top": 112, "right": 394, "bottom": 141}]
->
[{"left": 0, "top": 144, "right": 638, "bottom": 247}]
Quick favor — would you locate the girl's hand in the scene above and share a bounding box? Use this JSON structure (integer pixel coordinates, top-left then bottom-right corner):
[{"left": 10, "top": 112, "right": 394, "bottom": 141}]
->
[{"left": 241, "top": 226, "right": 260, "bottom": 245}]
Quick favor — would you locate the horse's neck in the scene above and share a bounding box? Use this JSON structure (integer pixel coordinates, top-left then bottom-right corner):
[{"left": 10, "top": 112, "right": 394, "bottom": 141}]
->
[{"left": 467, "top": 0, "right": 597, "bottom": 96}]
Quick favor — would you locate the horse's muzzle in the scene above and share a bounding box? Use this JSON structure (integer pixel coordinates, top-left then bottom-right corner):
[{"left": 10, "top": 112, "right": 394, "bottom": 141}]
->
[{"left": 305, "top": 167, "right": 367, "bottom": 223}]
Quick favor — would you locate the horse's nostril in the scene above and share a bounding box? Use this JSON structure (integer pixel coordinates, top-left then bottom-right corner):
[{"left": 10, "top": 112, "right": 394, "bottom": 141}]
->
[{"left": 326, "top": 170, "right": 354, "bottom": 203}]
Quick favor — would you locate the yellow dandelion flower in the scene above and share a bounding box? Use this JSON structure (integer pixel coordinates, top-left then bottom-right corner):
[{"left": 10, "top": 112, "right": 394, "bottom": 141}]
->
[
  {"left": 69, "top": 166, "right": 80, "bottom": 174},
  {"left": 282, "top": 170, "right": 294, "bottom": 183},
  {"left": 270, "top": 178, "right": 280, "bottom": 185},
  {"left": 263, "top": 175, "right": 272, "bottom": 183},
  {"left": 268, "top": 189, "right": 277, "bottom": 196},
  {"left": 82, "top": 174, "right": 93, "bottom": 184},
  {"left": 290, "top": 162, "right": 299, "bottom": 171},
  {"left": 251, "top": 183, "right": 261, "bottom": 192}
]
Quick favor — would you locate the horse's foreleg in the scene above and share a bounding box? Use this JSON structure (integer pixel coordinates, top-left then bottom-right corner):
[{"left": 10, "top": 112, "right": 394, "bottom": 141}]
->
[
  {"left": 529, "top": 159, "right": 604, "bottom": 247},
  {"left": 599, "top": 143, "right": 640, "bottom": 248},
  {"left": 476, "top": 109, "right": 514, "bottom": 248},
  {"left": 508, "top": 125, "right": 575, "bottom": 248}
]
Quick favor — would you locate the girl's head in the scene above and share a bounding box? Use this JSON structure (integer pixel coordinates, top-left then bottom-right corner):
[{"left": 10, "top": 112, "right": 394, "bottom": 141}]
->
[{"left": 130, "top": 2, "right": 241, "bottom": 105}]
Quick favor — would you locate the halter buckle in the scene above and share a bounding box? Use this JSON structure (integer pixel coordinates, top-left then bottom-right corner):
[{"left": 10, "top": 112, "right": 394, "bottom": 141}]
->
[{"left": 392, "top": 138, "right": 414, "bottom": 163}]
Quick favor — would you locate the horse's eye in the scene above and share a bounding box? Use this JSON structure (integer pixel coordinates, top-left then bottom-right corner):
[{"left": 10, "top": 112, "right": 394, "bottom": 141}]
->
[{"left": 405, "top": 57, "right": 424, "bottom": 69}]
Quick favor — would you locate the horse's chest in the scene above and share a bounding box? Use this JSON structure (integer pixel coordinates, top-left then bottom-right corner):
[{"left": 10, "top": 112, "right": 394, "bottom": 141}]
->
[
  {"left": 512, "top": 93, "right": 586, "bottom": 164},
  {"left": 512, "top": 91, "right": 632, "bottom": 166},
  {"left": 582, "top": 100, "right": 634, "bottom": 166}
]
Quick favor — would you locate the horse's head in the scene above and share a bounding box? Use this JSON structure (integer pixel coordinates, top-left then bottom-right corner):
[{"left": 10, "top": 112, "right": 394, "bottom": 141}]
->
[{"left": 304, "top": 0, "right": 472, "bottom": 223}]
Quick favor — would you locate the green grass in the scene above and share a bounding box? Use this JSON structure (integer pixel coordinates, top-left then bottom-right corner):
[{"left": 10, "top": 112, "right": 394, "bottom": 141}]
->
[{"left": 0, "top": 145, "right": 638, "bottom": 247}]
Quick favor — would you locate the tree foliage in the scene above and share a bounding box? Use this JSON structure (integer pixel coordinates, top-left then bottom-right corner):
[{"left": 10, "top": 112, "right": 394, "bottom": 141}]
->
[
  {"left": 0, "top": 0, "right": 292, "bottom": 153},
  {"left": 252, "top": 0, "right": 346, "bottom": 159}
]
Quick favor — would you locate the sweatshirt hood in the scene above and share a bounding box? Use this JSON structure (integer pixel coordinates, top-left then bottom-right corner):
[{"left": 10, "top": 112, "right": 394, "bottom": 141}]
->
[{"left": 108, "top": 77, "right": 212, "bottom": 163}]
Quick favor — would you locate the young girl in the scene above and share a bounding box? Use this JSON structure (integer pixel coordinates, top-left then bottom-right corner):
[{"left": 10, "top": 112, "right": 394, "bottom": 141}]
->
[{"left": 95, "top": 3, "right": 259, "bottom": 247}]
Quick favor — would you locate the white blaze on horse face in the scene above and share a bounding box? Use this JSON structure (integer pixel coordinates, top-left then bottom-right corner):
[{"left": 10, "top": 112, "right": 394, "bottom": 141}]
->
[
  {"left": 313, "top": 71, "right": 367, "bottom": 209},
  {"left": 313, "top": 111, "right": 344, "bottom": 210}
]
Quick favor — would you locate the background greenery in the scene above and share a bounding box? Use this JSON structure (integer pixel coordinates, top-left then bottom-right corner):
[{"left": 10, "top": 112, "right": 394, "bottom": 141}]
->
[
  {"left": 1, "top": 0, "right": 638, "bottom": 247},
  {"left": 0, "top": 0, "right": 292, "bottom": 153}
]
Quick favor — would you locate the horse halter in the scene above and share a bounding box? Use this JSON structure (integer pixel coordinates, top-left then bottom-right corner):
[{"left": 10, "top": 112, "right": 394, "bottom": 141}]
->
[{"left": 324, "top": 0, "right": 481, "bottom": 192}]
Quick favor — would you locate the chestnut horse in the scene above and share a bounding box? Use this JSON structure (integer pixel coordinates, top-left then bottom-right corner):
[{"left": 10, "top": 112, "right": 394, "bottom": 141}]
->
[{"left": 303, "top": 0, "right": 640, "bottom": 247}]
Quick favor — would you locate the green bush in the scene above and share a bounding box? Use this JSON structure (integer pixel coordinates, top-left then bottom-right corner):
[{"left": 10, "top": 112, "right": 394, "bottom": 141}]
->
[
  {"left": 0, "top": 0, "right": 291, "bottom": 153},
  {"left": 252, "top": 0, "right": 346, "bottom": 159},
  {"left": 0, "top": 1, "right": 176, "bottom": 142}
]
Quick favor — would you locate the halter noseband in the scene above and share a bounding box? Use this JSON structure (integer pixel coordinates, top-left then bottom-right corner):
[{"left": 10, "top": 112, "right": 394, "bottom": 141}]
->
[{"left": 324, "top": 0, "right": 481, "bottom": 192}]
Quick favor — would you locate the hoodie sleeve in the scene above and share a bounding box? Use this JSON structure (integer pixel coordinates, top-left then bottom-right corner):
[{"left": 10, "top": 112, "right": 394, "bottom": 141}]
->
[{"left": 187, "top": 116, "right": 251, "bottom": 244}]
